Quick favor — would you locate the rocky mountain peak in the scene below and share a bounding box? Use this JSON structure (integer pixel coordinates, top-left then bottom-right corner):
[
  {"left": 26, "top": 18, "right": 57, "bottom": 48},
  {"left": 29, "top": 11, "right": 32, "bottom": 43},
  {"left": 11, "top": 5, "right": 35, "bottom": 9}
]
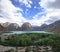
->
[{"left": 21, "top": 22, "right": 33, "bottom": 31}]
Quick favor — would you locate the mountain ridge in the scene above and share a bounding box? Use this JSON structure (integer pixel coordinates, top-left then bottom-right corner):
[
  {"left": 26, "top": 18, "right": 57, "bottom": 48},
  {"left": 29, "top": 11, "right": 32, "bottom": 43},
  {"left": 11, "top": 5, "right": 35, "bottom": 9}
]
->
[{"left": 0, "top": 20, "right": 60, "bottom": 34}]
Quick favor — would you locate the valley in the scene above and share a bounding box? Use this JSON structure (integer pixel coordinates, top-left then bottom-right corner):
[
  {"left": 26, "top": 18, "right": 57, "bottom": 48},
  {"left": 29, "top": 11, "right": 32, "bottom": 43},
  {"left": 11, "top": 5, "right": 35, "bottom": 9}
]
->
[{"left": 0, "top": 20, "right": 60, "bottom": 52}]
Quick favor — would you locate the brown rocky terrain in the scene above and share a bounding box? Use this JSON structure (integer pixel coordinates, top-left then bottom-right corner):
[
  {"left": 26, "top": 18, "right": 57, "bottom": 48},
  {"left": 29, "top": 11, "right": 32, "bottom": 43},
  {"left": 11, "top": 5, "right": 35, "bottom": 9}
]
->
[{"left": 21, "top": 22, "right": 33, "bottom": 31}]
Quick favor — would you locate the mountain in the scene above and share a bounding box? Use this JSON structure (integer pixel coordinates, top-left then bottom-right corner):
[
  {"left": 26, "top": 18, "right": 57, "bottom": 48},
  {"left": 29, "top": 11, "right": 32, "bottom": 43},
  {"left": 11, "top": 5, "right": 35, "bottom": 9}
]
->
[
  {"left": 0, "top": 22, "right": 11, "bottom": 28},
  {"left": 32, "top": 26, "right": 40, "bottom": 31},
  {"left": 46, "top": 20, "right": 60, "bottom": 33},
  {"left": 6, "top": 23, "right": 20, "bottom": 31},
  {"left": 21, "top": 22, "right": 33, "bottom": 31},
  {"left": 0, "top": 22, "right": 20, "bottom": 31},
  {"left": 0, "top": 20, "right": 60, "bottom": 33},
  {"left": 40, "top": 20, "right": 60, "bottom": 34},
  {"left": 0, "top": 24, "right": 5, "bottom": 31},
  {"left": 39, "top": 24, "right": 48, "bottom": 31}
]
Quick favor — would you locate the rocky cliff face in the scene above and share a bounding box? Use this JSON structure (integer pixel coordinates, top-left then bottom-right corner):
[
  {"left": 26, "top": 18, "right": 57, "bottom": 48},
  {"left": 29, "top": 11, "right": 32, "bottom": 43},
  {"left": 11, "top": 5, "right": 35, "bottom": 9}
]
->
[
  {"left": 6, "top": 23, "right": 20, "bottom": 31},
  {"left": 21, "top": 22, "right": 33, "bottom": 31},
  {"left": 0, "top": 24, "right": 5, "bottom": 31},
  {"left": 39, "top": 20, "right": 60, "bottom": 34},
  {"left": 0, "top": 22, "right": 10, "bottom": 28},
  {"left": 46, "top": 20, "right": 60, "bottom": 33},
  {"left": 0, "top": 22, "right": 20, "bottom": 31},
  {"left": 0, "top": 20, "right": 60, "bottom": 33},
  {"left": 39, "top": 24, "right": 48, "bottom": 31}
]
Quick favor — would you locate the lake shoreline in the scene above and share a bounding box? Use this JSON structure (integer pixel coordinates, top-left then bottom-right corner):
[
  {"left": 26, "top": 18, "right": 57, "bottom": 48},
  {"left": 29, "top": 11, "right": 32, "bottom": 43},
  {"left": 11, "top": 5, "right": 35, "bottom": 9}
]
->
[{"left": 0, "top": 31, "right": 54, "bottom": 35}]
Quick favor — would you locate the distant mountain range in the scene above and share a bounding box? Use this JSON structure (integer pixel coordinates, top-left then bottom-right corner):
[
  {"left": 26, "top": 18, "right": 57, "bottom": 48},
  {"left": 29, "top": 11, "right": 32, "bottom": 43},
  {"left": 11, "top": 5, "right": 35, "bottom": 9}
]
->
[
  {"left": 0, "top": 24, "right": 5, "bottom": 31},
  {"left": 21, "top": 22, "right": 33, "bottom": 31},
  {"left": 39, "top": 20, "right": 60, "bottom": 34},
  {"left": 0, "top": 20, "right": 60, "bottom": 34},
  {"left": 0, "top": 22, "right": 20, "bottom": 31},
  {"left": 45, "top": 20, "right": 60, "bottom": 34}
]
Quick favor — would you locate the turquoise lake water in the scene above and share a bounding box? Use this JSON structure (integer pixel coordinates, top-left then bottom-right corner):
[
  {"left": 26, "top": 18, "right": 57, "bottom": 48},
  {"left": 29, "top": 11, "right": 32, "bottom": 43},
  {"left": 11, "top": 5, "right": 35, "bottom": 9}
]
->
[{"left": 2, "top": 31, "right": 53, "bottom": 35}]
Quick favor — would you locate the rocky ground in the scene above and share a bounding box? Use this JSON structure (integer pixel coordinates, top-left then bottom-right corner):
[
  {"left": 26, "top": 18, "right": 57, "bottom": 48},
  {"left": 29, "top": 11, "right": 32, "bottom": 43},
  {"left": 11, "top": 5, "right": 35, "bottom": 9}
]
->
[{"left": 0, "top": 45, "right": 52, "bottom": 52}]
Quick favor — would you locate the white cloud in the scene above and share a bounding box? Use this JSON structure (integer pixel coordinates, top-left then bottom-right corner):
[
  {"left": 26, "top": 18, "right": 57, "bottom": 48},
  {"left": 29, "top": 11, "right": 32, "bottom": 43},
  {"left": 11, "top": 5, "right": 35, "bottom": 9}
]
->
[
  {"left": 39, "top": 0, "right": 60, "bottom": 24},
  {"left": 0, "top": 0, "right": 46, "bottom": 26},
  {"left": 27, "top": 11, "right": 48, "bottom": 26},
  {"left": 18, "top": 0, "right": 32, "bottom": 8},
  {"left": 43, "top": 0, "right": 60, "bottom": 9},
  {"left": 1, "top": 0, "right": 60, "bottom": 26},
  {"left": 40, "top": 0, "right": 55, "bottom": 9},
  {"left": 0, "top": 18, "right": 8, "bottom": 23},
  {"left": 0, "top": 0, "right": 27, "bottom": 25},
  {"left": 29, "top": 0, "right": 60, "bottom": 26}
]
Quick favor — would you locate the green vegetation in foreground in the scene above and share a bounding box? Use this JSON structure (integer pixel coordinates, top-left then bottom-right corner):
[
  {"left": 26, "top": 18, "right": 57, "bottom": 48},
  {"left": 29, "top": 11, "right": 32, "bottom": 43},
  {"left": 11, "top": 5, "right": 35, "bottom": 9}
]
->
[{"left": 0, "top": 33, "right": 60, "bottom": 52}]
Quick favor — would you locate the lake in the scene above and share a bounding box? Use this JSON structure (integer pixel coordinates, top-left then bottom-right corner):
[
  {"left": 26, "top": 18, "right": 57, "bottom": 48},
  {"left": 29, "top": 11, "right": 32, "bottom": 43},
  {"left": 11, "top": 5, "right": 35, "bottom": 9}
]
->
[{"left": 2, "top": 31, "right": 53, "bottom": 35}]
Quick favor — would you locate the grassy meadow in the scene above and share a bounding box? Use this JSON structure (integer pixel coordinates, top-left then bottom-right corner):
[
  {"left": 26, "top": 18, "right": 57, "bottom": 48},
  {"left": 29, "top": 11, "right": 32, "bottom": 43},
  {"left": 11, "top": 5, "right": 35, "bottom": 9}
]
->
[{"left": 0, "top": 33, "right": 60, "bottom": 52}]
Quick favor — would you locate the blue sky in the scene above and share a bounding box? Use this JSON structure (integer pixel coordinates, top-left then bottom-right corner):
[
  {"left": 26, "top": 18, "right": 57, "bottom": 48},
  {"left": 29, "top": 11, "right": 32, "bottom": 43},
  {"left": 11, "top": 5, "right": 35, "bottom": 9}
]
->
[
  {"left": 11, "top": 0, "right": 45, "bottom": 19},
  {"left": 0, "top": 0, "right": 60, "bottom": 26}
]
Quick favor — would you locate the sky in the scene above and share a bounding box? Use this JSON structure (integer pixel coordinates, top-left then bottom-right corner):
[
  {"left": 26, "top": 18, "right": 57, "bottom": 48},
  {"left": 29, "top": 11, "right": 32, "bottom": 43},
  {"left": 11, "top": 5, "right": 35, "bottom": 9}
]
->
[{"left": 0, "top": 0, "right": 60, "bottom": 26}]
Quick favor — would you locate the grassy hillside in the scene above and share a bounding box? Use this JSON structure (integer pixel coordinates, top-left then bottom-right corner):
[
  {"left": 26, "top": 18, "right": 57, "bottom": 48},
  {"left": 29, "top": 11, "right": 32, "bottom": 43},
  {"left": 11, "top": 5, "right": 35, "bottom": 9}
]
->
[{"left": 0, "top": 33, "right": 60, "bottom": 52}]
